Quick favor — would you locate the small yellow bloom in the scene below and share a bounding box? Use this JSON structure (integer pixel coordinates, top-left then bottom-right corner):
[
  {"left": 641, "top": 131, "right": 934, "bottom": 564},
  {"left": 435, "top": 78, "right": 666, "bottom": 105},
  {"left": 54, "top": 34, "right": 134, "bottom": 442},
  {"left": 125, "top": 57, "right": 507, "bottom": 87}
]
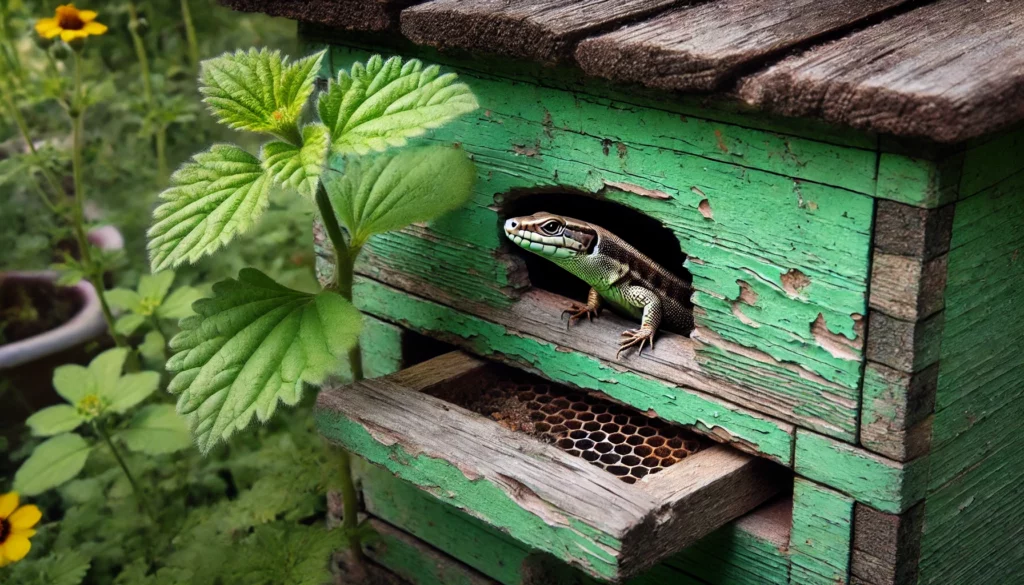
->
[
  {"left": 35, "top": 4, "right": 108, "bottom": 42},
  {"left": 0, "top": 492, "right": 41, "bottom": 567}
]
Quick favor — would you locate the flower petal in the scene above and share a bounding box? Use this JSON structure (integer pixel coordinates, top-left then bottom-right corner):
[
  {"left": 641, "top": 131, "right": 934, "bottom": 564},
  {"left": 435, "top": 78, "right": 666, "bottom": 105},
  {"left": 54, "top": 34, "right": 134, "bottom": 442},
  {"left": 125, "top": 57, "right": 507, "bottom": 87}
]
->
[
  {"left": 78, "top": 10, "right": 97, "bottom": 21},
  {"left": 2, "top": 535, "right": 31, "bottom": 563},
  {"left": 0, "top": 492, "right": 18, "bottom": 519},
  {"left": 11, "top": 529, "right": 37, "bottom": 539},
  {"left": 82, "top": 21, "right": 107, "bottom": 35},
  {"left": 35, "top": 18, "right": 59, "bottom": 34},
  {"left": 8, "top": 505, "right": 41, "bottom": 530},
  {"left": 61, "top": 28, "right": 88, "bottom": 41}
]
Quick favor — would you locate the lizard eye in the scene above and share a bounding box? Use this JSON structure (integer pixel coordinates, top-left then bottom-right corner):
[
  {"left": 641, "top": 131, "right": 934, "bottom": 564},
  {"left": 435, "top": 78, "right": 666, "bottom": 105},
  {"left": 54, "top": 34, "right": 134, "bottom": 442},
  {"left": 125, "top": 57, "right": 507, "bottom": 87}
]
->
[{"left": 540, "top": 220, "right": 561, "bottom": 235}]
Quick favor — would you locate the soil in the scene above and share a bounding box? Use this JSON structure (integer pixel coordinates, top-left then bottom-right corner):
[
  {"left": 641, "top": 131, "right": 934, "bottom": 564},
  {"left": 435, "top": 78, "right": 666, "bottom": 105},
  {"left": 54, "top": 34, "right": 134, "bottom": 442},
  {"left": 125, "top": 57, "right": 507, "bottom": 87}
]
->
[
  {"left": 0, "top": 276, "right": 81, "bottom": 345},
  {"left": 466, "top": 391, "right": 538, "bottom": 435}
]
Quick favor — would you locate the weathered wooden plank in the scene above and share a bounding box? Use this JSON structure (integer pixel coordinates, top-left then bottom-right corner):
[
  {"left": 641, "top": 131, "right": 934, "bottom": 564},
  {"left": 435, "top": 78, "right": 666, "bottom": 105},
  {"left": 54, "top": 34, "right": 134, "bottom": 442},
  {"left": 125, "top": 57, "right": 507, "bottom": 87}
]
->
[
  {"left": 918, "top": 169, "right": 1024, "bottom": 584},
  {"left": 851, "top": 503, "right": 924, "bottom": 585},
  {"left": 794, "top": 430, "right": 926, "bottom": 514},
  {"left": 738, "top": 0, "right": 1024, "bottom": 144},
  {"left": 859, "top": 363, "right": 936, "bottom": 462},
  {"left": 864, "top": 311, "right": 943, "bottom": 374},
  {"left": 868, "top": 254, "right": 947, "bottom": 322},
  {"left": 361, "top": 317, "right": 408, "bottom": 379},
  {"left": 363, "top": 519, "right": 499, "bottom": 585},
  {"left": 220, "top": 0, "right": 426, "bottom": 31},
  {"left": 354, "top": 276, "right": 796, "bottom": 464},
  {"left": 575, "top": 0, "right": 909, "bottom": 92},
  {"left": 959, "top": 126, "right": 1024, "bottom": 198},
  {"left": 318, "top": 355, "right": 783, "bottom": 581},
  {"left": 875, "top": 153, "right": 963, "bottom": 209},
  {"left": 358, "top": 460, "right": 792, "bottom": 585},
  {"left": 790, "top": 478, "right": 855, "bottom": 585},
  {"left": 400, "top": 0, "right": 684, "bottom": 64},
  {"left": 873, "top": 201, "right": 955, "bottom": 260}
]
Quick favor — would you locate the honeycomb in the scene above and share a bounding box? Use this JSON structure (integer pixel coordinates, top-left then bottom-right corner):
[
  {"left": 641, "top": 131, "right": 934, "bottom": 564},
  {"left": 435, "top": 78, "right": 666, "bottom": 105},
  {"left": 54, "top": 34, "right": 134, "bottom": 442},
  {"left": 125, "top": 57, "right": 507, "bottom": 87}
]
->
[{"left": 465, "top": 379, "right": 707, "bottom": 484}]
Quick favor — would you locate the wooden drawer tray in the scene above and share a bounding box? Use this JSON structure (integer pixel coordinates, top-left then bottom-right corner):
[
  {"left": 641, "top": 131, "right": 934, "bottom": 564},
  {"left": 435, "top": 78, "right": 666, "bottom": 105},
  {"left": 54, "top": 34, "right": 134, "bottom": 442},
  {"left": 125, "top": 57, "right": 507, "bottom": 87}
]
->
[{"left": 317, "top": 352, "right": 788, "bottom": 582}]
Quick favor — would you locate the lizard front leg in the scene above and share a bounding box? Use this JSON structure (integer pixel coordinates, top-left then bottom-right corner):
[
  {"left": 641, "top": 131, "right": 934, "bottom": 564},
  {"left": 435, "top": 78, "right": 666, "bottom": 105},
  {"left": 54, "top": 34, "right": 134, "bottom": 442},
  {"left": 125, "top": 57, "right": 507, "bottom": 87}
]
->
[
  {"left": 617, "top": 286, "right": 661, "bottom": 358},
  {"left": 563, "top": 287, "right": 602, "bottom": 328}
]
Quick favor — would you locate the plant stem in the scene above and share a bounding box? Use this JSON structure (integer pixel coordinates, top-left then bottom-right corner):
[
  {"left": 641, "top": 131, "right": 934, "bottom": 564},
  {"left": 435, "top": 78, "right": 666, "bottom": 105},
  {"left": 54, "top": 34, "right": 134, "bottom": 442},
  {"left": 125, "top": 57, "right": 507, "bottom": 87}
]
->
[
  {"left": 126, "top": 2, "right": 153, "bottom": 106},
  {"left": 179, "top": 0, "right": 199, "bottom": 70},
  {"left": 314, "top": 182, "right": 365, "bottom": 566},
  {"left": 0, "top": 83, "right": 63, "bottom": 211},
  {"left": 155, "top": 124, "right": 168, "bottom": 185},
  {"left": 95, "top": 422, "right": 156, "bottom": 523},
  {"left": 70, "top": 53, "right": 125, "bottom": 348}
]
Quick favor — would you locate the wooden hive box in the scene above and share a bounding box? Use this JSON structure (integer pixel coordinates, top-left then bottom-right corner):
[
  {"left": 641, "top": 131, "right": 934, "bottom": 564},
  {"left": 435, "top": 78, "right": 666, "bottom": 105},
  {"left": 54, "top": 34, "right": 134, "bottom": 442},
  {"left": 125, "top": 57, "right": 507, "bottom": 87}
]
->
[{"left": 225, "top": 0, "right": 1024, "bottom": 583}]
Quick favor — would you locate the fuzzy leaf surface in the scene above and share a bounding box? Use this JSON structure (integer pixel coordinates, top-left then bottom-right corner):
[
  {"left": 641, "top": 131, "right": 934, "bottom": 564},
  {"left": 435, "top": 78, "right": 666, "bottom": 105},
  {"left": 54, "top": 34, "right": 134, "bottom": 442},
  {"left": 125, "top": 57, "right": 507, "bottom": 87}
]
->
[
  {"left": 262, "top": 123, "right": 329, "bottom": 198},
  {"left": 324, "top": 145, "right": 476, "bottom": 247},
  {"left": 318, "top": 55, "right": 478, "bottom": 155},
  {"left": 148, "top": 145, "right": 272, "bottom": 271},
  {"left": 167, "top": 268, "right": 361, "bottom": 454},
  {"left": 14, "top": 433, "right": 92, "bottom": 495},
  {"left": 200, "top": 49, "right": 324, "bottom": 138}
]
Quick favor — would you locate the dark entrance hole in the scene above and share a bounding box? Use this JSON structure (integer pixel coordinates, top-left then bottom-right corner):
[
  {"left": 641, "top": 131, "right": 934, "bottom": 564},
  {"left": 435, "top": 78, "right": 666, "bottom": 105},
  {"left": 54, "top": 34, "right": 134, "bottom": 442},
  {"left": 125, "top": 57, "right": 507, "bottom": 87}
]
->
[{"left": 499, "top": 190, "right": 692, "bottom": 334}]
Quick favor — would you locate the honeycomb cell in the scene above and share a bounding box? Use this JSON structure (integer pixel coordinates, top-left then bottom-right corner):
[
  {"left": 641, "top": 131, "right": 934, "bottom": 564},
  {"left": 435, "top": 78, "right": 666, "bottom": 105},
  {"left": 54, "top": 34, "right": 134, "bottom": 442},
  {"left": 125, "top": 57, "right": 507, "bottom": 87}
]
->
[
  {"left": 571, "top": 402, "right": 588, "bottom": 411},
  {"left": 647, "top": 436, "right": 666, "bottom": 448},
  {"left": 536, "top": 394, "right": 552, "bottom": 403},
  {"left": 547, "top": 415, "right": 565, "bottom": 425},
  {"left": 576, "top": 439, "right": 595, "bottom": 450},
  {"left": 621, "top": 424, "right": 638, "bottom": 434},
  {"left": 557, "top": 438, "right": 574, "bottom": 449},
  {"left": 596, "top": 413, "right": 613, "bottom": 423},
  {"left": 667, "top": 437, "right": 684, "bottom": 449},
  {"left": 583, "top": 421, "right": 601, "bottom": 432},
  {"left": 529, "top": 411, "right": 545, "bottom": 421},
  {"left": 566, "top": 420, "right": 582, "bottom": 430},
  {"left": 552, "top": 398, "right": 570, "bottom": 409},
  {"left": 614, "top": 444, "right": 632, "bottom": 455},
  {"left": 630, "top": 467, "right": 649, "bottom": 479},
  {"left": 602, "top": 423, "right": 621, "bottom": 433},
  {"left": 621, "top": 455, "right": 641, "bottom": 466},
  {"left": 590, "top": 431, "right": 607, "bottom": 442},
  {"left": 541, "top": 404, "right": 559, "bottom": 414},
  {"left": 654, "top": 446, "right": 671, "bottom": 458},
  {"left": 634, "top": 445, "right": 653, "bottom": 457},
  {"left": 582, "top": 451, "right": 599, "bottom": 462},
  {"left": 672, "top": 449, "right": 689, "bottom": 459},
  {"left": 535, "top": 422, "right": 551, "bottom": 433},
  {"left": 600, "top": 453, "right": 621, "bottom": 465},
  {"left": 550, "top": 424, "right": 568, "bottom": 434},
  {"left": 578, "top": 412, "right": 595, "bottom": 422},
  {"left": 638, "top": 426, "right": 657, "bottom": 437},
  {"left": 626, "top": 435, "right": 644, "bottom": 446},
  {"left": 591, "top": 404, "right": 608, "bottom": 414},
  {"left": 609, "top": 433, "right": 626, "bottom": 444},
  {"left": 614, "top": 414, "right": 630, "bottom": 425},
  {"left": 642, "top": 456, "right": 660, "bottom": 467},
  {"left": 595, "top": 442, "right": 613, "bottom": 454},
  {"left": 569, "top": 430, "right": 587, "bottom": 440}
]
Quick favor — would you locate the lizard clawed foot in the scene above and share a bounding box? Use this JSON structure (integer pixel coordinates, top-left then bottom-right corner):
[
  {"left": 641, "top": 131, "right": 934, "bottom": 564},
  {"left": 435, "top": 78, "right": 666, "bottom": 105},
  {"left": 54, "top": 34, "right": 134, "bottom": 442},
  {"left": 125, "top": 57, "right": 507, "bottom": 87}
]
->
[
  {"left": 617, "top": 328, "right": 655, "bottom": 359},
  {"left": 562, "top": 304, "right": 599, "bottom": 329}
]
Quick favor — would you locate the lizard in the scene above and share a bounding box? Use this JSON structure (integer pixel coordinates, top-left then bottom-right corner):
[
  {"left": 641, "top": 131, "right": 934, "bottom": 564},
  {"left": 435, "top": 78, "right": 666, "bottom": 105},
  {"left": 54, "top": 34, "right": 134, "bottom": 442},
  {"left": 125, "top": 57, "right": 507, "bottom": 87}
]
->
[{"left": 503, "top": 212, "right": 694, "bottom": 357}]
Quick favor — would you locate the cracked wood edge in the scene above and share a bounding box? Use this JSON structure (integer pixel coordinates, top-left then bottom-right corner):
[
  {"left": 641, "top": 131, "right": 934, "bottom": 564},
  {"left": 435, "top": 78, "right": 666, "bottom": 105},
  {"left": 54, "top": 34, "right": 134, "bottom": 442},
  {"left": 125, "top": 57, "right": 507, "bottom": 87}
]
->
[
  {"left": 851, "top": 503, "right": 925, "bottom": 585},
  {"left": 400, "top": 0, "right": 685, "bottom": 64},
  {"left": 219, "top": 0, "right": 427, "bottom": 31},
  {"left": 575, "top": 0, "right": 910, "bottom": 92},
  {"left": 789, "top": 478, "right": 855, "bottom": 584}
]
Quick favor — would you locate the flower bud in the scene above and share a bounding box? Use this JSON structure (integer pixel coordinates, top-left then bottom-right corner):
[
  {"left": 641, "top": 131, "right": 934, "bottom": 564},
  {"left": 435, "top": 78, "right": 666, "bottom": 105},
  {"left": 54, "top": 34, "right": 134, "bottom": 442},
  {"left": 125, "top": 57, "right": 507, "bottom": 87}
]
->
[
  {"left": 67, "top": 36, "right": 86, "bottom": 52},
  {"left": 34, "top": 34, "right": 54, "bottom": 50},
  {"left": 49, "top": 40, "right": 72, "bottom": 60}
]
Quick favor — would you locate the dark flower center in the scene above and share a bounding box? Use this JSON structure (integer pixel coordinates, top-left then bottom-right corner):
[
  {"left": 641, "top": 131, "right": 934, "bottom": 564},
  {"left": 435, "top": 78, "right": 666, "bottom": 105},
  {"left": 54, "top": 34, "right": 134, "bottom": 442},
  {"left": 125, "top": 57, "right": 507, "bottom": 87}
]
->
[
  {"left": 57, "top": 11, "right": 85, "bottom": 30},
  {"left": 0, "top": 518, "right": 10, "bottom": 544}
]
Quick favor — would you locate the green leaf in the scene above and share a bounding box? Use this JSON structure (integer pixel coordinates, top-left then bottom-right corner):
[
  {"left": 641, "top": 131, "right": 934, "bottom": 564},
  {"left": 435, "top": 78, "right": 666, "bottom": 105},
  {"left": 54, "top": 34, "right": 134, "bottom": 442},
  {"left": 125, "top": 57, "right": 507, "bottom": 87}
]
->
[
  {"left": 25, "top": 405, "right": 84, "bottom": 437},
  {"left": 262, "top": 123, "right": 330, "bottom": 198},
  {"left": 148, "top": 145, "right": 273, "bottom": 272},
  {"left": 14, "top": 433, "right": 93, "bottom": 495},
  {"left": 324, "top": 145, "right": 476, "bottom": 247},
  {"left": 105, "top": 288, "right": 142, "bottom": 312},
  {"left": 120, "top": 404, "right": 193, "bottom": 455},
  {"left": 199, "top": 48, "right": 324, "bottom": 139},
  {"left": 89, "top": 348, "right": 130, "bottom": 392},
  {"left": 234, "top": 523, "right": 348, "bottom": 585},
  {"left": 157, "top": 286, "right": 205, "bottom": 320},
  {"left": 103, "top": 371, "right": 160, "bottom": 414},
  {"left": 52, "top": 365, "right": 93, "bottom": 404},
  {"left": 167, "top": 269, "right": 362, "bottom": 454},
  {"left": 139, "top": 270, "right": 176, "bottom": 304},
  {"left": 319, "top": 55, "right": 479, "bottom": 155},
  {"left": 139, "top": 330, "right": 167, "bottom": 370},
  {"left": 115, "top": 314, "right": 147, "bottom": 336}
]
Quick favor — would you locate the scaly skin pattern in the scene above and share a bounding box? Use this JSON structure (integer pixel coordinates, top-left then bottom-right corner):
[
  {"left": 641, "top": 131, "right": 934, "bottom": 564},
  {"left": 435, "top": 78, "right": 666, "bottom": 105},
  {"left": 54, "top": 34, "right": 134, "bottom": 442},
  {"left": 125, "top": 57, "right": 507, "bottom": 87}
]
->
[{"left": 504, "top": 212, "right": 694, "bottom": 357}]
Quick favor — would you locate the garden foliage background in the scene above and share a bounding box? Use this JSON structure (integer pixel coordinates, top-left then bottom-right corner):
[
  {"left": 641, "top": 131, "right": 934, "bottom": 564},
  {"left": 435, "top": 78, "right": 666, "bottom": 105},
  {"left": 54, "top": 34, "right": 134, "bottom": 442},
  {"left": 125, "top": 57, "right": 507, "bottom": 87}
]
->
[{"left": 1, "top": 2, "right": 354, "bottom": 583}]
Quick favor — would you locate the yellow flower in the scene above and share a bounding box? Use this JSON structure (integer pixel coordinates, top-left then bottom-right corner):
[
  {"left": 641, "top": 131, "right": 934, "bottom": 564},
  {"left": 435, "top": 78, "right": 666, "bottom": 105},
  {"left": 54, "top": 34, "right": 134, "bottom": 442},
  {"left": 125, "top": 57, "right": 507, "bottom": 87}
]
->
[
  {"left": 0, "top": 492, "right": 41, "bottom": 567},
  {"left": 35, "top": 4, "right": 108, "bottom": 42}
]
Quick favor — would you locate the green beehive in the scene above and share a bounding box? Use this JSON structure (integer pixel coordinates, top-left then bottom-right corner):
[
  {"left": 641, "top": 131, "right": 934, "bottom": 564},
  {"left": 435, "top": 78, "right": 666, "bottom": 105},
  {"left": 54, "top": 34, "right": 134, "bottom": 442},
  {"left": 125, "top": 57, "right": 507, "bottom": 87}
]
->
[{"left": 225, "top": 0, "right": 1024, "bottom": 583}]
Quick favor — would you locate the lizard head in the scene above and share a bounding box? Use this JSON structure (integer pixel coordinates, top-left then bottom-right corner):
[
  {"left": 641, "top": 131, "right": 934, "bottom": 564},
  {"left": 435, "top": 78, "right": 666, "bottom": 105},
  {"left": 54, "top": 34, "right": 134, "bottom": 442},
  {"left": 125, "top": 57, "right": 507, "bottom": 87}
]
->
[{"left": 503, "top": 212, "right": 597, "bottom": 260}]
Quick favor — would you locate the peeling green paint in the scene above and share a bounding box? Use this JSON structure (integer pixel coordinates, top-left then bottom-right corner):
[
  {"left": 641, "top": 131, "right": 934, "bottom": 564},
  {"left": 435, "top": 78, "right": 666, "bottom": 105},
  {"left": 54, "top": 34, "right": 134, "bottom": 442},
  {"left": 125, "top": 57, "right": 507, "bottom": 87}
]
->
[
  {"left": 353, "top": 276, "right": 794, "bottom": 465},
  {"left": 789, "top": 479, "right": 854, "bottom": 584}
]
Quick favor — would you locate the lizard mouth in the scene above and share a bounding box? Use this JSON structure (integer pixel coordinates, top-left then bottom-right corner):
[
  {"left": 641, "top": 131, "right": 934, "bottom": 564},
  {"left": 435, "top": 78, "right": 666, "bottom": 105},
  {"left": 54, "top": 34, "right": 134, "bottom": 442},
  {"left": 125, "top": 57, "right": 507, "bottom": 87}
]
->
[{"left": 504, "top": 219, "right": 574, "bottom": 257}]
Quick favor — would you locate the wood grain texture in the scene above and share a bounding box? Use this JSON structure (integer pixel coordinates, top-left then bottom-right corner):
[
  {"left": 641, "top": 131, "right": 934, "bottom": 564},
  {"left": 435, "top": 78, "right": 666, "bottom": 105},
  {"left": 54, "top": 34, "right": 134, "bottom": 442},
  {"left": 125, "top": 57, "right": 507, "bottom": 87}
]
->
[
  {"left": 400, "top": 0, "right": 684, "bottom": 64},
  {"left": 864, "top": 310, "right": 943, "bottom": 374},
  {"left": 739, "top": 0, "right": 1024, "bottom": 143},
  {"left": 859, "top": 363, "right": 936, "bottom": 461},
  {"left": 918, "top": 170, "right": 1024, "bottom": 584},
  {"left": 318, "top": 354, "right": 782, "bottom": 581},
  {"left": 851, "top": 503, "right": 925, "bottom": 585},
  {"left": 363, "top": 519, "right": 499, "bottom": 585},
  {"left": 219, "top": 0, "right": 425, "bottom": 31},
  {"left": 876, "top": 153, "right": 963, "bottom": 209},
  {"left": 789, "top": 478, "right": 855, "bottom": 585},
  {"left": 868, "top": 253, "right": 947, "bottom": 322},
  {"left": 575, "top": 0, "right": 909, "bottom": 92},
  {"left": 873, "top": 201, "right": 955, "bottom": 259},
  {"left": 795, "top": 430, "right": 926, "bottom": 514},
  {"left": 353, "top": 276, "right": 797, "bottom": 465},
  {"left": 358, "top": 460, "right": 792, "bottom": 585}
]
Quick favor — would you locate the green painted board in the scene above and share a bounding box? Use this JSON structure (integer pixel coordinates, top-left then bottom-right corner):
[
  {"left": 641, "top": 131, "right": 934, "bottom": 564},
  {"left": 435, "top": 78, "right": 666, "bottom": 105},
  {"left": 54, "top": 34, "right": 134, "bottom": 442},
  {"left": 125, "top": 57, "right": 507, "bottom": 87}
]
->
[
  {"left": 794, "top": 430, "right": 926, "bottom": 514},
  {"left": 352, "top": 276, "right": 795, "bottom": 465},
  {"left": 324, "top": 44, "right": 874, "bottom": 441},
  {"left": 919, "top": 169, "right": 1024, "bottom": 584},
  {"left": 789, "top": 479, "right": 854, "bottom": 585}
]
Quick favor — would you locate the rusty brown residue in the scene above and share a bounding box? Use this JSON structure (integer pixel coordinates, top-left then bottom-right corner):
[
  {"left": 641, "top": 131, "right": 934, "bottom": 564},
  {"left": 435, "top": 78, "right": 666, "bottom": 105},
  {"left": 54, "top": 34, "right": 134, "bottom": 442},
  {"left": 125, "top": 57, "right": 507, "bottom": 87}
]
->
[
  {"left": 698, "top": 199, "right": 713, "bottom": 220},
  {"left": 603, "top": 181, "right": 672, "bottom": 200},
  {"left": 737, "top": 280, "right": 759, "bottom": 305},
  {"left": 731, "top": 303, "right": 760, "bottom": 328},
  {"left": 616, "top": 142, "right": 628, "bottom": 159},
  {"left": 811, "top": 314, "right": 860, "bottom": 361},
  {"left": 513, "top": 141, "right": 541, "bottom": 157},
  {"left": 714, "top": 129, "right": 729, "bottom": 154},
  {"left": 781, "top": 268, "right": 811, "bottom": 297}
]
